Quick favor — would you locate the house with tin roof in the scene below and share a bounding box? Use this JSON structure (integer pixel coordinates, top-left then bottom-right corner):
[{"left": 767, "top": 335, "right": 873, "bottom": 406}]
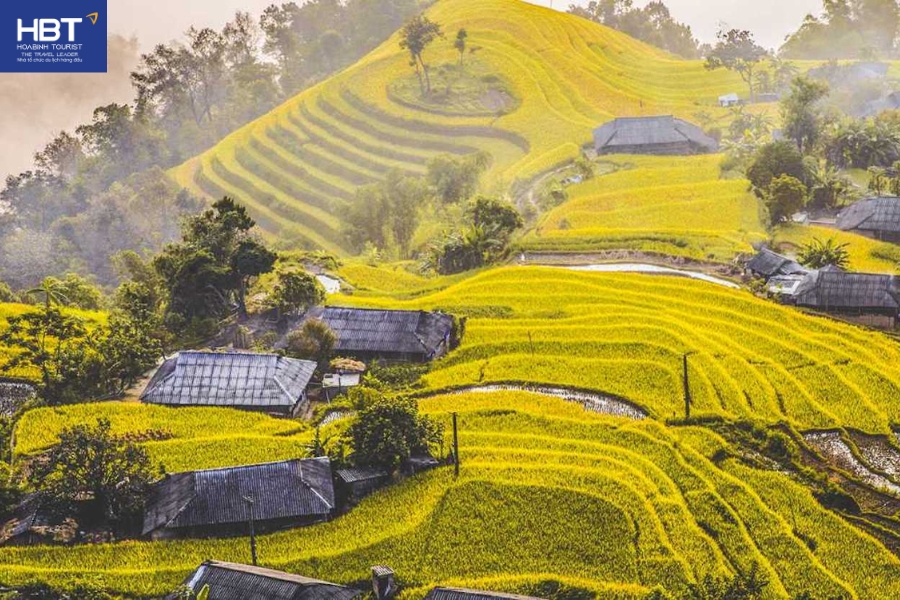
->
[
  {"left": 793, "top": 270, "right": 900, "bottom": 329},
  {"left": 837, "top": 196, "right": 900, "bottom": 243},
  {"left": 171, "top": 560, "right": 362, "bottom": 600},
  {"left": 141, "top": 351, "right": 316, "bottom": 417},
  {"left": 592, "top": 116, "right": 719, "bottom": 156},
  {"left": 143, "top": 457, "right": 335, "bottom": 540},
  {"left": 303, "top": 307, "right": 455, "bottom": 363}
]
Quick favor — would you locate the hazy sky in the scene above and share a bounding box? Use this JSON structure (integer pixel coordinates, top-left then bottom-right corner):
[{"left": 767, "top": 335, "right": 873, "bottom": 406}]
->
[{"left": 1, "top": 0, "right": 824, "bottom": 180}]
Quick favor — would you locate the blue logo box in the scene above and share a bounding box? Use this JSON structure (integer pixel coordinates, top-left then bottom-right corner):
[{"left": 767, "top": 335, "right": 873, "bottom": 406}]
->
[{"left": 1, "top": 0, "right": 107, "bottom": 72}]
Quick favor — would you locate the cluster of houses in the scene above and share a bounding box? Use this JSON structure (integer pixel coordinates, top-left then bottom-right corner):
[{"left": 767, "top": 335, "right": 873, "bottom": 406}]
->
[
  {"left": 172, "top": 561, "right": 545, "bottom": 600},
  {"left": 745, "top": 195, "right": 900, "bottom": 330},
  {"left": 1, "top": 305, "right": 455, "bottom": 546}
]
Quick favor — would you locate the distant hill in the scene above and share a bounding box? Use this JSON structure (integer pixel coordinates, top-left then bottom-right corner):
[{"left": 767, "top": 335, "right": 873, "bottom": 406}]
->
[{"left": 170, "top": 0, "right": 747, "bottom": 254}]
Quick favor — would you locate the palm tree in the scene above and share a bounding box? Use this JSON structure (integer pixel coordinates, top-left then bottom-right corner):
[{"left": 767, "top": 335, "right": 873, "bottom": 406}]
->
[
  {"left": 808, "top": 162, "right": 851, "bottom": 209},
  {"left": 27, "top": 278, "right": 69, "bottom": 308},
  {"left": 797, "top": 238, "right": 851, "bottom": 270}
]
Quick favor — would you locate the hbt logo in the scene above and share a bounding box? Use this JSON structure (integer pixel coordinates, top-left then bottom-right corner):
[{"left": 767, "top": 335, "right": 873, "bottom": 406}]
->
[{"left": 17, "top": 13, "right": 99, "bottom": 42}]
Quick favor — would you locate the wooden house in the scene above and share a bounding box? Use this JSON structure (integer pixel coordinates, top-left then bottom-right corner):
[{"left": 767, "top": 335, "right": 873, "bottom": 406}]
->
[
  {"left": 745, "top": 248, "right": 808, "bottom": 281},
  {"left": 141, "top": 351, "right": 316, "bottom": 417},
  {"left": 837, "top": 197, "right": 900, "bottom": 243},
  {"left": 592, "top": 116, "right": 718, "bottom": 156},
  {"left": 793, "top": 270, "right": 900, "bottom": 329},
  {"left": 0, "top": 494, "right": 56, "bottom": 546},
  {"left": 304, "top": 307, "right": 455, "bottom": 363},
  {"left": 142, "top": 457, "right": 335, "bottom": 540},
  {"left": 171, "top": 560, "right": 362, "bottom": 600},
  {"left": 335, "top": 466, "right": 391, "bottom": 504}
]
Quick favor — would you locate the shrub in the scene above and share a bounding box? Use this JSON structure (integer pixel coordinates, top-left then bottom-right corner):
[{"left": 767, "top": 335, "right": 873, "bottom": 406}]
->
[{"left": 746, "top": 142, "right": 806, "bottom": 197}]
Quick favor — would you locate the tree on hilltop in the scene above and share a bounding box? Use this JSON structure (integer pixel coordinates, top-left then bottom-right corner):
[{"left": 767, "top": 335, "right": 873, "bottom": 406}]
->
[
  {"left": 399, "top": 16, "right": 443, "bottom": 94},
  {"left": 705, "top": 29, "right": 768, "bottom": 101},
  {"left": 454, "top": 28, "right": 468, "bottom": 65}
]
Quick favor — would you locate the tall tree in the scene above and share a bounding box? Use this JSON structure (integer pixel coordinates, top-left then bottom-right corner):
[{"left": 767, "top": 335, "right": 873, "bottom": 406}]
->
[
  {"left": 399, "top": 16, "right": 444, "bottom": 95},
  {"left": 455, "top": 29, "right": 468, "bottom": 65},
  {"left": 781, "top": 76, "right": 830, "bottom": 154},
  {"left": 705, "top": 29, "right": 768, "bottom": 101}
]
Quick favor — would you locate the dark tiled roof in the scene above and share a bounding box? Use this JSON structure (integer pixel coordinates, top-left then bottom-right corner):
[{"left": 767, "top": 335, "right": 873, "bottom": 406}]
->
[
  {"left": 746, "top": 248, "right": 807, "bottom": 278},
  {"left": 837, "top": 197, "right": 900, "bottom": 234},
  {"left": 426, "top": 588, "right": 544, "bottom": 600},
  {"left": 176, "top": 561, "right": 361, "bottom": 600},
  {"left": 143, "top": 458, "right": 334, "bottom": 535},
  {"left": 335, "top": 466, "right": 390, "bottom": 484},
  {"left": 593, "top": 116, "right": 718, "bottom": 152},
  {"left": 141, "top": 351, "right": 315, "bottom": 410},
  {"left": 794, "top": 271, "right": 900, "bottom": 311},
  {"left": 306, "top": 307, "right": 453, "bottom": 357}
]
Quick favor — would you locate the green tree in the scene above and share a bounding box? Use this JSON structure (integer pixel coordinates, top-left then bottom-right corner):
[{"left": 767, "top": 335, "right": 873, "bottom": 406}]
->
[
  {"left": 781, "top": 76, "right": 830, "bottom": 154},
  {"left": 746, "top": 142, "right": 806, "bottom": 197},
  {"left": 469, "top": 196, "right": 524, "bottom": 242},
  {"left": 798, "top": 237, "right": 851, "bottom": 269},
  {"left": 346, "top": 396, "right": 443, "bottom": 471},
  {"left": 705, "top": 29, "right": 768, "bottom": 100},
  {"left": 426, "top": 152, "right": 490, "bottom": 204},
  {"left": 765, "top": 175, "right": 808, "bottom": 225},
  {"left": 807, "top": 163, "right": 851, "bottom": 209},
  {"left": 454, "top": 28, "right": 468, "bottom": 65},
  {"left": 29, "top": 418, "right": 156, "bottom": 526},
  {"left": 231, "top": 239, "right": 277, "bottom": 316},
  {"left": 286, "top": 319, "right": 337, "bottom": 368},
  {"left": 40, "top": 274, "right": 104, "bottom": 311},
  {"left": 399, "top": 16, "right": 444, "bottom": 94},
  {"left": 270, "top": 270, "right": 325, "bottom": 315},
  {"left": 0, "top": 305, "right": 103, "bottom": 405}
]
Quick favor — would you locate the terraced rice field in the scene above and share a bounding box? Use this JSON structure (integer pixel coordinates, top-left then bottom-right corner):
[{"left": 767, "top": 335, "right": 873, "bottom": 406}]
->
[
  {"left": 12, "top": 403, "right": 319, "bottom": 473},
  {"left": 774, "top": 224, "right": 900, "bottom": 274},
  {"left": 4, "top": 392, "right": 899, "bottom": 598},
  {"left": 170, "top": 0, "right": 747, "bottom": 252},
  {"left": 337, "top": 267, "right": 900, "bottom": 434},
  {"left": 521, "top": 155, "right": 768, "bottom": 261}
]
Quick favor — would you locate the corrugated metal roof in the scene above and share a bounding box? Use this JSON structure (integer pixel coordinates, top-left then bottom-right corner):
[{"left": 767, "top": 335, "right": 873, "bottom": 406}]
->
[
  {"left": 143, "top": 458, "right": 334, "bottom": 535},
  {"left": 306, "top": 307, "right": 453, "bottom": 357},
  {"left": 794, "top": 270, "right": 900, "bottom": 310},
  {"left": 746, "top": 248, "right": 807, "bottom": 278},
  {"left": 335, "top": 466, "right": 389, "bottom": 484},
  {"left": 426, "top": 588, "right": 545, "bottom": 600},
  {"left": 837, "top": 197, "right": 900, "bottom": 234},
  {"left": 177, "top": 561, "right": 362, "bottom": 600},
  {"left": 140, "top": 351, "right": 315, "bottom": 410},
  {"left": 593, "top": 116, "right": 718, "bottom": 152}
]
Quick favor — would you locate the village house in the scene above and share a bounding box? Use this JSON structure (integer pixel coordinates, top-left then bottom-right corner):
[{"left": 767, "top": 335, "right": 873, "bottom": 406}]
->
[
  {"left": 836, "top": 196, "right": 900, "bottom": 243},
  {"left": 745, "top": 248, "right": 809, "bottom": 296},
  {"left": 142, "top": 457, "right": 335, "bottom": 540},
  {"left": 592, "top": 116, "right": 719, "bottom": 156},
  {"left": 718, "top": 93, "right": 740, "bottom": 107},
  {"left": 0, "top": 494, "right": 57, "bottom": 547},
  {"left": 792, "top": 270, "right": 900, "bottom": 329},
  {"left": 335, "top": 466, "right": 391, "bottom": 505},
  {"left": 171, "top": 560, "right": 363, "bottom": 600},
  {"left": 141, "top": 351, "right": 316, "bottom": 417},
  {"left": 304, "top": 307, "right": 456, "bottom": 363}
]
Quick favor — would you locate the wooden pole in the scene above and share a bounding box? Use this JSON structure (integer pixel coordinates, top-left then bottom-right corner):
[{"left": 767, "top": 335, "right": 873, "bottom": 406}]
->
[
  {"left": 452, "top": 412, "right": 460, "bottom": 477},
  {"left": 244, "top": 496, "right": 258, "bottom": 566},
  {"left": 683, "top": 354, "right": 691, "bottom": 421}
]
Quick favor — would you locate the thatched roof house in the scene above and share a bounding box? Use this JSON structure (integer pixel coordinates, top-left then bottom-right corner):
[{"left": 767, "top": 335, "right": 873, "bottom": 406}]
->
[
  {"left": 305, "top": 307, "right": 455, "bottom": 363},
  {"left": 837, "top": 197, "right": 900, "bottom": 242},
  {"left": 745, "top": 248, "right": 808, "bottom": 280},
  {"left": 425, "top": 588, "right": 544, "bottom": 600},
  {"left": 592, "top": 116, "right": 719, "bottom": 155},
  {"left": 793, "top": 270, "right": 900, "bottom": 328},
  {"left": 143, "top": 458, "right": 335, "bottom": 540},
  {"left": 141, "top": 351, "right": 316, "bottom": 416},
  {"left": 171, "top": 560, "right": 361, "bottom": 600}
]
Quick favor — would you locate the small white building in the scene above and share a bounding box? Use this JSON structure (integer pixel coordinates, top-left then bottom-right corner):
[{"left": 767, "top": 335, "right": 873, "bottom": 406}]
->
[{"left": 719, "top": 93, "right": 741, "bottom": 107}]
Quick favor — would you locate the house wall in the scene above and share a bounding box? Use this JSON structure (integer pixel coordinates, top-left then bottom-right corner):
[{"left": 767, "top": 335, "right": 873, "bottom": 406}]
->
[
  {"left": 149, "top": 513, "right": 331, "bottom": 541},
  {"left": 596, "top": 142, "right": 708, "bottom": 156}
]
